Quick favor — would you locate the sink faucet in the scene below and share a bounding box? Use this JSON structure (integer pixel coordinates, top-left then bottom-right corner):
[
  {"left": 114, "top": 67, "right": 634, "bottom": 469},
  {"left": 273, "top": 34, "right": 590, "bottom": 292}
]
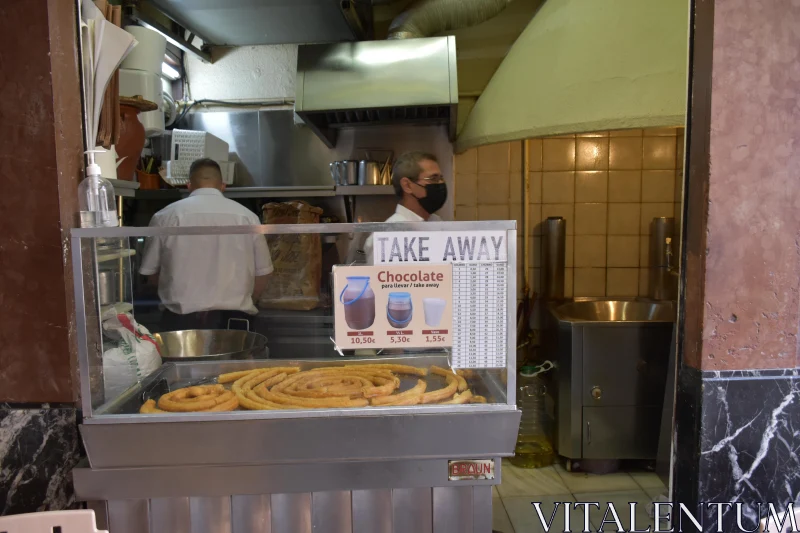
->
[{"left": 665, "top": 238, "right": 678, "bottom": 276}]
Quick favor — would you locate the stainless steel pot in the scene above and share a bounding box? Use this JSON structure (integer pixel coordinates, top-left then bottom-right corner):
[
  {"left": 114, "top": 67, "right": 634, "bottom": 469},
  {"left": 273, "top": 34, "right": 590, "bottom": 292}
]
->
[
  {"left": 98, "top": 270, "right": 116, "bottom": 306},
  {"left": 341, "top": 160, "right": 358, "bottom": 185},
  {"left": 329, "top": 162, "right": 339, "bottom": 184},
  {"left": 358, "top": 160, "right": 381, "bottom": 185},
  {"left": 154, "top": 329, "right": 269, "bottom": 361}
]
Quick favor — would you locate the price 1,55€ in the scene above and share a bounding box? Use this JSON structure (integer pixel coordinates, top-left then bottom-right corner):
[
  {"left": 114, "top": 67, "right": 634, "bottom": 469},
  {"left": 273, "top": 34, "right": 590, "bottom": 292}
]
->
[{"left": 426, "top": 335, "right": 446, "bottom": 343}]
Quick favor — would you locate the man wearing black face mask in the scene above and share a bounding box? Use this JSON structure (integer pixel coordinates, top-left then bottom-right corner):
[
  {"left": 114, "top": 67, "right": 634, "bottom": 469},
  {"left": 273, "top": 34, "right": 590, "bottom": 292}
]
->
[{"left": 363, "top": 152, "right": 447, "bottom": 264}]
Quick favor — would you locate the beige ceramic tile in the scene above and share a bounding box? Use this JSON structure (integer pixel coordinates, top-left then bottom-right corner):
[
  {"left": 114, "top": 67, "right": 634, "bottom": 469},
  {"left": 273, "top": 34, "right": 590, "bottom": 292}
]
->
[
  {"left": 573, "top": 268, "right": 606, "bottom": 297},
  {"left": 639, "top": 236, "right": 650, "bottom": 266},
  {"left": 577, "top": 131, "right": 609, "bottom": 137},
  {"left": 532, "top": 267, "right": 542, "bottom": 293},
  {"left": 608, "top": 203, "right": 641, "bottom": 235},
  {"left": 575, "top": 171, "right": 608, "bottom": 203},
  {"left": 630, "top": 471, "right": 667, "bottom": 490},
  {"left": 542, "top": 138, "right": 576, "bottom": 171},
  {"left": 643, "top": 136, "right": 678, "bottom": 170},
  {"left": 639, "top": 267, "right": 650, "bottom": 296},
  {"left": 573, "top": 489, "right": 655, "bottom": 530},
  {"left": 527, "top": 138, "right": 543, "bottom": 171},
  {"left": 640, "top": 202, "right": 675, "bottom": 234},
  {"left": 574, "top": 235, "right": 607, "bottom": 267},
  {"left": 455, "top": 206, "right": 477, "bottom": 221},
  {"left": 529, "top": 236, "right": 542, "bottom": 268},
  {"left": 607, "top": 235, "right": 640, "bottom": 267},
  {"left": 497, "top": 464, "right": 569, "bottom": 497},
  {"left": 641, "top": 170, "right": 675, "bottom": 202},
  {"left": 510, "top": 203, "right": 523, "bottom": 232},
  {"left": 644, "top": 127, "right": 678, "bottom": 136},
  {"left": 528, "top": 172, "right": 543, "bottom": 203},
  {"left": 530, "top": 204, "right": 543, "bottom": 235},
  {"left": 674, "top": 201, "right": 682, "bottom": 225},
  {"left": 608, "top": 170, "right": 641, "bottom": 202},
  {"left": 477, "top": 173, "right": 510, "bottom": 205},
  {"left": 492, "top": 497, "right": 514, "bottom": 533},
  {"left": 609, "top": 137, "right": 643, "bottom": 170},
  {"left": 510, "top": 140, "right": 523, "bottom": 172},
  {"left": 454, "top": 148, "right": 477, "bottom": 173},
  {"left": 554, "top": 463, "right": 639, "bottom": 493},
  {"left": 607, "top": 268, "right": 640, "bottom": 296},
  {"left": 478, "top": 204, "right": 509, "bottom": 220},
  {"left": 576, "top": 137, "right": 609, "bottom": 171},
  {"left": 542, "top": 171, "right": 575, "bottom": 203},
  {"left": 609, "top": 128, "right": 643, "bottom": 137},
  {"left": 478, "top": 142, "right": 510, "bottom": 173},
  {"left": 455, "top": 173, "right": 478, "bottom": 206},
  {"left": 509, "top": 172, "right": 523, "bottom": 202},
  {"left": 564, "top": 268, "right": 574, "bottom": 297},
  {"left": 574, "top": 203, "right": 608, "bottom": 235},
  {"left": 503, "top": 495, "right": 581, "bottom": 533},
  {"left": 674, "top": 169, "right": 684, "bottom": 202},
  {"left": 565, "top": 235, "right": 574, "bottom": 268},
  {"left": 516, "top": 238, "right": 524, "bottom": 272},
  {"left": 541, "top": 204, "right": 574, "bottom": 235}
]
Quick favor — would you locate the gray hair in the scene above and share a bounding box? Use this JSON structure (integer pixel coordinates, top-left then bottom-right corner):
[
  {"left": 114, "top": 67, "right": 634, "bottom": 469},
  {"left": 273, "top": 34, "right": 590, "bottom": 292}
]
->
[{"left": 391, "top": 151, "right": 438, "bottom": 197}]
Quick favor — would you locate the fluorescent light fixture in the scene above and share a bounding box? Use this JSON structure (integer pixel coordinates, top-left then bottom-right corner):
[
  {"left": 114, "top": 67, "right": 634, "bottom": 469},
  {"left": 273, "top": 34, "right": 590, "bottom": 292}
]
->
[{"left": 161, "top": 61, "right": 180, "bottom": 80}]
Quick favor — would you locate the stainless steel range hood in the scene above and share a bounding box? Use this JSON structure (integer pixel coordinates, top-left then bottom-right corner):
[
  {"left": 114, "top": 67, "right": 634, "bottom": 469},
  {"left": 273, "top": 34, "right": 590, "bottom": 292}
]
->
[{"left": 295, "top": 36, "right": 458, "bottom": 148}]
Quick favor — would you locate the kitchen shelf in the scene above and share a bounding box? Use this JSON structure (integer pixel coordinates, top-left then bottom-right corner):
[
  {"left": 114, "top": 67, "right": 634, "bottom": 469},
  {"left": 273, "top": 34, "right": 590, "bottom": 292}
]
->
[
  {"left": 115, "top": 185, "right": 396, "bottom": 200},
  {"left": 335, "top": 185, "right": 395, "bottom": 196}
]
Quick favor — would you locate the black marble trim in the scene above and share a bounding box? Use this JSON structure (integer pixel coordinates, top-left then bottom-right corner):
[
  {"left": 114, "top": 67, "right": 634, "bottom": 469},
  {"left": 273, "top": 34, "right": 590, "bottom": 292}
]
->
[
  {"left": 702, "top": 368, "right": 800, "bottom": 380},
  {"left": 673, "top": 366, "right": 800, "bottom": 532}
]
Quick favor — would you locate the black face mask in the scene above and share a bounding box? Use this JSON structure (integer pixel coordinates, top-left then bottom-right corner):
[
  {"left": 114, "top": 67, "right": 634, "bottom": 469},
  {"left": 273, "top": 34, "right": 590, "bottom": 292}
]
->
[{"left": 413, "top": 182, "right": 448, "bottom": 215}]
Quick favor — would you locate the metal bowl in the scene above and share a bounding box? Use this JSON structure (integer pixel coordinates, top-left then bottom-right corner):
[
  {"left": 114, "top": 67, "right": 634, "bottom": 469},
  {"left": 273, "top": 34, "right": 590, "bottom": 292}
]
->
[{"left": 154, "top": 330, "right": 269, "bottom": 362}]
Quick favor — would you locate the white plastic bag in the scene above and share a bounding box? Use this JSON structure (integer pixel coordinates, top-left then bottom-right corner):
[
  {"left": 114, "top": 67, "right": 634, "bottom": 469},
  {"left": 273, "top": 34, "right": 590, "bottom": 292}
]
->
[{"left": 101, "top": 306, "right": 162, "bottom": 400}]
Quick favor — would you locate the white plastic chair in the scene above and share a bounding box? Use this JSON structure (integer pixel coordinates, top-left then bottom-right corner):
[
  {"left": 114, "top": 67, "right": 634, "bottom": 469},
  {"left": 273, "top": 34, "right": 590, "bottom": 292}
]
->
[{"left": 0, "top": 510, "right": 107, "bottom": 533}]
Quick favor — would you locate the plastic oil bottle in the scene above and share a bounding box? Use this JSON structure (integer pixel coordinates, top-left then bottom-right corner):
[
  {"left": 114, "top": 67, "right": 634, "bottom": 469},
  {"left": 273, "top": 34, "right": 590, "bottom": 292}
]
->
[{"left": 509, "top": 365, "right": 555, "bottom": 468}]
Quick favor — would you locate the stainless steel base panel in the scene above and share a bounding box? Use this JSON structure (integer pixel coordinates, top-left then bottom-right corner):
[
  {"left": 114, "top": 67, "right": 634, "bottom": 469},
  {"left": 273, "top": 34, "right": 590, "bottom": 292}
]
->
[{"left": 76, "top": 459, "right": 499, "bottom": 533}]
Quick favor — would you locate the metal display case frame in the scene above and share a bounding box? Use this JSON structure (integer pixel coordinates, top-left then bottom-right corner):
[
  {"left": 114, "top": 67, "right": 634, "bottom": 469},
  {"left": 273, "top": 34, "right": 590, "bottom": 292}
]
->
[{"left": 71, "top": 221, "right": 520, "bottom": 533}]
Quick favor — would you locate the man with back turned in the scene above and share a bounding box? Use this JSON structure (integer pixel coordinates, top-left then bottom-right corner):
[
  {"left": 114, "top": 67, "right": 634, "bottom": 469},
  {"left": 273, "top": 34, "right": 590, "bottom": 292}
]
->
[{"left": 140, "top": 158, "right": 273, "bottom": 331}]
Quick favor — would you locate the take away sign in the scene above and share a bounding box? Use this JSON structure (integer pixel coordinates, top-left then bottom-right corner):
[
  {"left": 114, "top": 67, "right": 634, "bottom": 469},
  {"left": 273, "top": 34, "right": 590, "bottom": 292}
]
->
[{"left": 373, "top": 231, "right": 508, "bottom": 264}]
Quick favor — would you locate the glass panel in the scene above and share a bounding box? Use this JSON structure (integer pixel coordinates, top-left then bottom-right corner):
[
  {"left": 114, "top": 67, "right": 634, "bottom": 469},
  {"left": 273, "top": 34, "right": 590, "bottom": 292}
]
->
[{"left": 76, "top": 224, "right": 514, "bottom": 418}]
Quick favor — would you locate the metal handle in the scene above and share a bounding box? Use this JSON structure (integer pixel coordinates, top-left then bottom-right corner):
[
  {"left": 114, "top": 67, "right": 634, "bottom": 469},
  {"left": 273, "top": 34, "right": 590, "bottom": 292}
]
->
[
  {"left": 587, "top": 421, "right": 591, "bottom": 444},
  {"left": 227, "top": 318, "right": 250, "bottom": 331},
  {"left": 591, "top": 386, "right": 602, "bottom": 400}
]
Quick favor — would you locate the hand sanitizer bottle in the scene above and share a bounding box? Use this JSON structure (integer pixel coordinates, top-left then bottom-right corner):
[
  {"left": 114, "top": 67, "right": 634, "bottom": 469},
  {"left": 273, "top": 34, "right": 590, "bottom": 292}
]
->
[{"left": 79, "top": 151, "right": 118, "bottom": 228}]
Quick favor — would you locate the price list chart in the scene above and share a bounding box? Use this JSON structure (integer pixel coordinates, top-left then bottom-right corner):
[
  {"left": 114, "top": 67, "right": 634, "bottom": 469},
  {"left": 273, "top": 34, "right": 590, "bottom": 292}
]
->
[{"left": 451, "top": 262, "right": 508, "bottom": 369}]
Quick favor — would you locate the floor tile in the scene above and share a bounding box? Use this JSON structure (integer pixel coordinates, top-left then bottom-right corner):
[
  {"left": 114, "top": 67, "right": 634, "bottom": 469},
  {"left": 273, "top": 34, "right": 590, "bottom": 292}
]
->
[
  {"left": 573, "top": 489, "right": 657, "bottom": 531},
  {"left": 498, "top": 463, "right": 569, "bottom": 497},
  {"left": 504, "top": 494, "right": 581, "bottom": 533},
  {"left": 630, "top": 471, "right": 667, "bottom": 490},
  {"left": 554, "top": 463, "right": 639, "bottom": 493},
  {"left": 492, "top": 485, "right": 500, "bottom": 498},
  {"left": 493, "top": 497, "right": 515, "bottom": 533},
  {"left": 644, "top": 485, "right": 669, "bottom": 499}
]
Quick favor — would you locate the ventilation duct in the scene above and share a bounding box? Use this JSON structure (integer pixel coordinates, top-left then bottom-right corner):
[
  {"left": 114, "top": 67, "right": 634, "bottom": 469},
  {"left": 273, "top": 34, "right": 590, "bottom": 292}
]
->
[
  {"left": 456, "top": 0, "right": 690, "bottom": 151},
  {"left": 388, "top": 0, "right": 515, "bottom": 39}
]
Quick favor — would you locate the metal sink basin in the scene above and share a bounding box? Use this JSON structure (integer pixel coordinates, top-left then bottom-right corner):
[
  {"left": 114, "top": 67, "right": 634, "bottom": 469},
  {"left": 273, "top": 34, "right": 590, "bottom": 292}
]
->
[{"left": 552, "top": 298, "right": 675, "bottom": 323}]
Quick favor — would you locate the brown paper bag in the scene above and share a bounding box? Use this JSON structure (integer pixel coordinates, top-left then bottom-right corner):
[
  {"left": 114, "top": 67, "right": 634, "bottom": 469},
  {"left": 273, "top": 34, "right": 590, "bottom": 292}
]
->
[{"left": 259, "top": 201, "right": 323, "bottom": 311}]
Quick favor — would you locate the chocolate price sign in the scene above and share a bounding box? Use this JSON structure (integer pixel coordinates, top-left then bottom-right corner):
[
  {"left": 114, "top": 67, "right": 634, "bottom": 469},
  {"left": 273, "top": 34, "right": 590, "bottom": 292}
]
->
[
  {"left": 372, "top": 231, "right": 509, "bottom": 370},
  {"left": 333, "top": 264, "right": 453, "bottom": 350}
]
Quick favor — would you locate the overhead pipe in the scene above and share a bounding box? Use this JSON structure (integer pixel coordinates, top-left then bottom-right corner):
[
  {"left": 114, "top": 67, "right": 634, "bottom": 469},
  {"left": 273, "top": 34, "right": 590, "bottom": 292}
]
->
[{"left": 387, "top": 0, "right": 515, "bottom": 39}]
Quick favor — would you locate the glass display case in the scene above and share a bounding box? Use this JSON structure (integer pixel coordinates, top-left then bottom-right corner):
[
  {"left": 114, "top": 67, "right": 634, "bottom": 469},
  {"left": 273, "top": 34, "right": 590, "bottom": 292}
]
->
[{"left": 71, "top": 221, "right": 520, "bottom": 533}]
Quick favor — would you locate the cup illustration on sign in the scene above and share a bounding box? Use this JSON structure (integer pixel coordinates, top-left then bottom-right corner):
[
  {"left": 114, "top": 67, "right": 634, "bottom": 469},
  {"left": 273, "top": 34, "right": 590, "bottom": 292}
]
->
[
  {"left": 423, "top": 298, "right": 447, "bottom": 327},
  {"left": 387, "top": 292, "right": 413, "bottom": 329},
  {"left": 340, "top": 276, "right": 375, "bottom": 330}
]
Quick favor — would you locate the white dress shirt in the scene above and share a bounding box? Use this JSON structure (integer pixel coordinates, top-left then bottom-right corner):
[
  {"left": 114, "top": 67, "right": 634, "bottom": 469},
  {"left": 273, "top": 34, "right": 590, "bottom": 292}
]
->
[
  {"left": 140, "top": 188, "right": 273, "bottom": 315},
  {"left": 363, "top": 204, "right": 441, "bottom": 265}
]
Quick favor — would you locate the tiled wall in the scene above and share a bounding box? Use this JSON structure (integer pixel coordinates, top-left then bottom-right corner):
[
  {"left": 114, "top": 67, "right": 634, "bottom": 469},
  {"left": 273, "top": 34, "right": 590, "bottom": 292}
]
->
[{"left": 454, "top": 128, "right": 685, "bottom": 298}]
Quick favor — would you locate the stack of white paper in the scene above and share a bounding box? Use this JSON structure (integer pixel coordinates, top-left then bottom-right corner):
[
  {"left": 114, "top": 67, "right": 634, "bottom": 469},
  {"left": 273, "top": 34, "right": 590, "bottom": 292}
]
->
[{"left": 79, "top": 0, "right": 137, "bottom": 151}]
